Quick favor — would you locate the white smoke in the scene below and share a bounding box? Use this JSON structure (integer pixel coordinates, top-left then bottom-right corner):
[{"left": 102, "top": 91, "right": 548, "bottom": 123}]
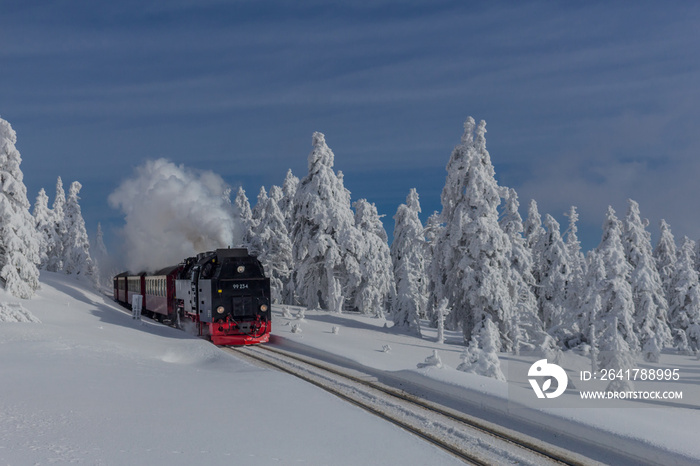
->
[{"left": 108, "top": 158, "right": 241, "bottom": 272}]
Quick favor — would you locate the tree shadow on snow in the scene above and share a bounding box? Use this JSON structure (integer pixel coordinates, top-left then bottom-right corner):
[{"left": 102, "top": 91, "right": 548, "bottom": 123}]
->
[{"left": 295, "top": 312, "right": 393, "bottom": 333}]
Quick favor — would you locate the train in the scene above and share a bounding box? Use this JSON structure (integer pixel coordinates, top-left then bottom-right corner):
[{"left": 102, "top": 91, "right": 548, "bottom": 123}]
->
[{"left": 113, "top": 248, "right": 271, "bottom": 345}]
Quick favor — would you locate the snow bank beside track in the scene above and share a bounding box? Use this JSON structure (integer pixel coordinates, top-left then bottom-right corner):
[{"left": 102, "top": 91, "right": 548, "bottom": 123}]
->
[{"left": 271, "top": 305, "right": 700, "bottom": 466}]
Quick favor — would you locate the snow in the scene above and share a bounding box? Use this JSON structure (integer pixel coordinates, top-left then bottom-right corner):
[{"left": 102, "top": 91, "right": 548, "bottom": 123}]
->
[
  {"left": 272, "top": 305, "right": 700, "bottom": 465},
  {"left": 4, "top": 272, "right": 700, "bottom": 465},
  {"left": 0, "top": 273, "right": 463, "bottom": 465}
]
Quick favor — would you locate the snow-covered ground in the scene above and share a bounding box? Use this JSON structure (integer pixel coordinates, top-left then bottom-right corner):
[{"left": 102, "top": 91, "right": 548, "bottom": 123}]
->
[
  {"left": 2, "top": 273, "right": 699, "bottom": 465},
  {"left": 0, "top": 273, "right": 464, "bottom": 466},
  {"left": 272, "top": 306, "right": 700, "bottom": 465}
]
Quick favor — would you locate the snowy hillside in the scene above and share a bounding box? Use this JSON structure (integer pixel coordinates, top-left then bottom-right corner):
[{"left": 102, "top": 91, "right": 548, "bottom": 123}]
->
[
  {"left": 2, "top": 273, "right": 700, "bottom": 465},
  {"left": 0, "top": 272, "right": 464, "bottom": 466}
]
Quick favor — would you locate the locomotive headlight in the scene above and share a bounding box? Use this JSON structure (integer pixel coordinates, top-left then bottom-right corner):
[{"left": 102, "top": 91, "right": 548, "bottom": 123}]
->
[
  {"left": 260, "top": 304, "right": 268, "bottom": 312},
  {"left": 216, "top": 306, "right": 225, "bottom": 314},
  {"left": 237, "top": 265, "right": 245, "bottom": 273}
]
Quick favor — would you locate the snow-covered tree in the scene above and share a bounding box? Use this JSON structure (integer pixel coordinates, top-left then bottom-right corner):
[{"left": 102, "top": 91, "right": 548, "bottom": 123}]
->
[
  {"left": 499, "top": 188, "right": 543, "bottom": 349},
  {"left": 524, "top": 199, "right": 546, "bottom": 301},
  {"left": 251, "top": 185, "right": 293, "bottom": 304},
  {"left": 45, "top": 177, "right": 66, "bottom": 272},
  {"left": 33, "top": 188, "right": 55, "bottom": 269},
  {"left": 268, "top": 184, "right": 283, "bottom": 204},
  {"left": 596, "top": 207, "right": 638, "bottom": 353},
  {"left": 430, "top": 117, "right": 515, "bottom": 349},
  {"left": 435, "top": 298, "right": 451, "bottom": 344},
  {"left": 423, "top": 210, "right": 443, "bottom": 324},
  {"left": 91, "top": 222, "right": 113, "bottom": 287},
  {"left": 524, "top": 200, "right": 546, "bottom": 252},
  {"left": 0, "top": 117, "right": 40, "bottom": 298},
  {"left": 279, "top": 169, "right": 299, "bottom": 232},
  {"left": 457, "top": 316, "right": 506, "bottom": 381},
  {"left": 598, "top": 317, "right": 636, "bottom": 391},
  {"left": 233, "top": 186, "right": 255, "bottom": 252},
  {"left": 668, "top": 237, "right": 700, "bottom": 352},
  {"left": 251, "top": 186, "right": 267, "bottom": 225},
  {"left": 654, "top": 219, "right": 677, "bottom": 303},
  {"left": 623, "top": 199, "right": 672, "bottom": 356},
  {"left": 564, "top": 206, "right": 586, "bottom": 313},
  {"left": 62, "top": 181, "right": 97, "bottom": 282},
  {"left": 588, "top": 296, "right": 602, "bottom": 371},
  {"left": 534, "top": 214, "right": 572, "bottom": 343},
  {"left": 391, "top": 188, "right": 428, "bottom": 332},
  {"left": 348, "top": 199, "right": 394, "bottom": 318},
  {"left": 578, "top": 251, "right": 606, "bottom": 331},
  {"left": 429, "top": 117, "right": 476, "bottom": 327},
  {"left": 249, "top": 186, "right": 269, "bottom": 256},
  {"left": 291, "top": 132, "right": 356, "bottom": 311}
]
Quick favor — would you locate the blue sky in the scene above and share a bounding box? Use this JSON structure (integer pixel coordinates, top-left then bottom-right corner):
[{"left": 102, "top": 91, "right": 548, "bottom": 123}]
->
[{"left": 2, "top": 0, "right": 700, "bottom": 254}]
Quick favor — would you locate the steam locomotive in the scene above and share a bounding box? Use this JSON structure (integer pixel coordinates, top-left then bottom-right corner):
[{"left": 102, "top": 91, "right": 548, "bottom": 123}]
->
[{"left": 113, "top": 248, "right": 271, "bottom": 345}]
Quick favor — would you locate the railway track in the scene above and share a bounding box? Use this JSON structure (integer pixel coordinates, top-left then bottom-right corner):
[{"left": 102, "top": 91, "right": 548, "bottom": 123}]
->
[{"left": 224, "top": 344, "right": 600, "bottom": 466}]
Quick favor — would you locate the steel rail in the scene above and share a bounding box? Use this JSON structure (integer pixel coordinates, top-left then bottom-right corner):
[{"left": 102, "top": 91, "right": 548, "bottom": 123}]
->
[
  {"left": 254, "top": 344, "right": 595, "bottom": 466},
  {"left": 224, "top": 345, "right": 597, "bottom": 466}
]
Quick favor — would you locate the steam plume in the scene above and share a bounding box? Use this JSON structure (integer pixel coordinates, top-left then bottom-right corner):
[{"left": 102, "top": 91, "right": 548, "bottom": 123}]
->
[{"left": 108, "top": 159, "right": 241, "bottom": 272}]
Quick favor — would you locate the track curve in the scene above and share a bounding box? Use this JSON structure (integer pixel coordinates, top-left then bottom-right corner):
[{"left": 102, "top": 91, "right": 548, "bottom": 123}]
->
[{"left": 224, "top": 345, "right": 600, "bottom": 466}]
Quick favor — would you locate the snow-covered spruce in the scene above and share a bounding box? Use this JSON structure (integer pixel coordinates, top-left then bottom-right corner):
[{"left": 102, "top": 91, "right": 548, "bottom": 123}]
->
[
  {"left": 500, "top": 188, "right": 544, "bottom": 352},
  {"left": 250, "top": 185, "right": 293, "bottom": 304},
  {"left": 578, "top": 251, "right": 606, "bottom": 347},
  {"left": 524, "top": 199, "right": 546, "bottom": 256},
  {"left": 668, "top": 237, "right": 700, "bottom": 353},
  {"left": 623, "top": 199, "right": 672, "bottom": 359},
  {"left": 457, "top": 316, "right": 506, "bottom": 381},
  {"left": 279, "top": 169, "right": 299, "bottom": 233},
  {"left": 564, "top": 206, "right": 587, "bottom": 321},
  {"left": 0, "top": 117, "right": 41, "bottom": 298},
  {"left": 434, "top": 298, "right": 451, "bottom": 344},
  {"left": 45, "top": 177, "right": 66, "bottom": 272},
  {"left": 654, "top": 219, "right": 677, "bottom": 306},
  {"left": 596, "top": 207, "right": 639, "bottom": 352},
  {"left": 348, "top": 199, "right": 394, "bottom": 318},
  {"left": 423, "top": 210, "right": 443, "bottom": 325},
  {"left": 61, "top": 181, "right": 97, "bottom": 282},
  {"left": 430, "top": 117, "right": 516, "bottom": 350},
  {"left": 534, "top": 214, "right": 572, "bottom": 345},
  {"left": 291, "top": 132, "right": 356, "bottom": 312},
  {"left": 91, "top": 222, "right": 114, "bottom": 288},
  {"left": 233, "top": 186, "right": 255, "bottom": 253},
  {"left": 593, "top": 208, "right": 639, "bottom": 383},
  {"left": 32, "top": 188, "right": 54, "bottom": 269},
  {"left": 391, "top": 188, "right": 428, "bottom": 334}
]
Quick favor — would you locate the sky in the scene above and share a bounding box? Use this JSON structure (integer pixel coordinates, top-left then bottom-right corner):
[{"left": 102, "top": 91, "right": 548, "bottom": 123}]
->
[{"left": 2, "top": 0, "right": 700, "bottom": 257}]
